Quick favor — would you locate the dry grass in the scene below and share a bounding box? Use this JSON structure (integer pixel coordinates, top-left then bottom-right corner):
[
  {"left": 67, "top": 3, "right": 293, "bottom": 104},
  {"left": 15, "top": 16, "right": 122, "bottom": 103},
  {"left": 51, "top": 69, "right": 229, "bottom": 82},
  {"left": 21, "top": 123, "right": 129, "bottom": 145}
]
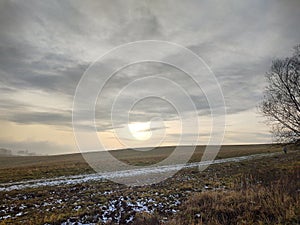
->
[
  {"left": 0, "top": 144, "right": 282, "bottom": 183},
  {"left": 167, "top": 164, "right": 299, "bottom": 225}
]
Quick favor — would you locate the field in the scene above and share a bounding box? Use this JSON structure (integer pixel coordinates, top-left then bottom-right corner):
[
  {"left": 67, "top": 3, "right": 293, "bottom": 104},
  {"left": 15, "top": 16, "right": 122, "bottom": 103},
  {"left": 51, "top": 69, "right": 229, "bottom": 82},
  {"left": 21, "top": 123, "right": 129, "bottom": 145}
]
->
[
  {"left": 0, "top": 144, "right": 282, "bottom": 183},
  {"left": 0, "top": 144, "right": 299, "bottom": 224}
]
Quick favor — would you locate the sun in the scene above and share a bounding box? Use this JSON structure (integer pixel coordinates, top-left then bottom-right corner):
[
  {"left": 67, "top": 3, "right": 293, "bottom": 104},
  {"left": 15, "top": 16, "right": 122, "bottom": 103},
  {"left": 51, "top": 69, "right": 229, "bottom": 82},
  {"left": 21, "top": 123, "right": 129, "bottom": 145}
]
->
[{"left": 128, "top": 122, "right": 152, "bottom": 141}]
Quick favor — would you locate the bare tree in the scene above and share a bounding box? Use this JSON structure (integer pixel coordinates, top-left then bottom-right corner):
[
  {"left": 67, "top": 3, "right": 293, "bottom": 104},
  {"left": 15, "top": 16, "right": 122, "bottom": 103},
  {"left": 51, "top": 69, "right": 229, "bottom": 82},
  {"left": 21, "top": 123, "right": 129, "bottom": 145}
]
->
[{"left": 259, "top": 45, "right": 300, "bottom": 144}]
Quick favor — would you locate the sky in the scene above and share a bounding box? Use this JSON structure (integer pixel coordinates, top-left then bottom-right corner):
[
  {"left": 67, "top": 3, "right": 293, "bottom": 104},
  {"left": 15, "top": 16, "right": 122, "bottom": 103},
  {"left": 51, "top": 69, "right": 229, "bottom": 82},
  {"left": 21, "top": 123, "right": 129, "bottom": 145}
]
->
[{"left": 0, "top": 0, "right": 299, "bottom": 155}]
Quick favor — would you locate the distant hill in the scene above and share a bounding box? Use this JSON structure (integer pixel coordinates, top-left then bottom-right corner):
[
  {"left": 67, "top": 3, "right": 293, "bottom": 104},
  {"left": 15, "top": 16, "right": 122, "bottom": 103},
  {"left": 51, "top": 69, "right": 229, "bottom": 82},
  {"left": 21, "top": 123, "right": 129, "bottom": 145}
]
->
[{"left": 0, "top": 144, "right": 282, "bottom": 170}]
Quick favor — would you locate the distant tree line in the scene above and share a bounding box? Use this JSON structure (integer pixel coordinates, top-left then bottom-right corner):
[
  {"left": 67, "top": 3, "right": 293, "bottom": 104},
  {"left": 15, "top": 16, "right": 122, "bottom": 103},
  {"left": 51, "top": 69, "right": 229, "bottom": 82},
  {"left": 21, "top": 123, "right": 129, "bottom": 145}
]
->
[
  {"left": 0, "top": 148, "right": 12, "bottom": 156},
  {"left": 0, "top": 148, "right": 36, "bottom": 156}
]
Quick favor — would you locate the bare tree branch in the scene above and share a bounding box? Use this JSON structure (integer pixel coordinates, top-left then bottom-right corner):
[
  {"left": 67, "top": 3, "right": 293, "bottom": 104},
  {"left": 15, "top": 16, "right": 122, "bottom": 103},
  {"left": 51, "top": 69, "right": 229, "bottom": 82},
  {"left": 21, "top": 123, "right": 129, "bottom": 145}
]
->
[{"left": 259, "top": 45, "right": 300, "bottom": 144}]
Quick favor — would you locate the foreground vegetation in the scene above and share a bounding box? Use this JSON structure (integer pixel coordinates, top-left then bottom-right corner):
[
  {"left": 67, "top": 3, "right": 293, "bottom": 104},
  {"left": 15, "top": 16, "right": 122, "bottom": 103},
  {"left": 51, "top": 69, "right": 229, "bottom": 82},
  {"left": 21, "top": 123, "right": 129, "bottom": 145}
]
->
[
  {"left": 0, "top": 145, "right": 298, "bottom": 224},
  {"left": 166, "top": 157, "right": 299, "bottom": 225}
]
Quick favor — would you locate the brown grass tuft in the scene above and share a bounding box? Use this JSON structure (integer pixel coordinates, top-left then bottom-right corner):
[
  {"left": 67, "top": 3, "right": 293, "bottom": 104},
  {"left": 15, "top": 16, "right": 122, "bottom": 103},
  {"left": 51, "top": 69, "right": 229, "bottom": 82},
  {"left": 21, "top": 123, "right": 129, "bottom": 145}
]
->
[{"left": 167, "top": 167, "right": 300, "bottom": 225}]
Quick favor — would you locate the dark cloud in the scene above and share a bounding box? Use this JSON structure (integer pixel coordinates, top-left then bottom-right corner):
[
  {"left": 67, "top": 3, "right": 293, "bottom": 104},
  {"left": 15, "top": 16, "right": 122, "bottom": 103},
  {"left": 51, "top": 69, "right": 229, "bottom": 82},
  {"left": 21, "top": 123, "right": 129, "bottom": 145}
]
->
[
  {"left": 8, "top": 111, "right": 71, "bottom": 127},
  {"left": 0, "top": 49, "right": 88, "bottom": 96}
]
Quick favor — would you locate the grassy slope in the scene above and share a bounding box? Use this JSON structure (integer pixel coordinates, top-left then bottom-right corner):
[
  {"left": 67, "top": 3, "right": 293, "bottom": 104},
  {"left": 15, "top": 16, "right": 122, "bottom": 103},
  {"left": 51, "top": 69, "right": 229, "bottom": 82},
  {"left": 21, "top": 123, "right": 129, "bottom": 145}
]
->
[{"left": 0, "top": 144, "right": 283, "bottom": 183}]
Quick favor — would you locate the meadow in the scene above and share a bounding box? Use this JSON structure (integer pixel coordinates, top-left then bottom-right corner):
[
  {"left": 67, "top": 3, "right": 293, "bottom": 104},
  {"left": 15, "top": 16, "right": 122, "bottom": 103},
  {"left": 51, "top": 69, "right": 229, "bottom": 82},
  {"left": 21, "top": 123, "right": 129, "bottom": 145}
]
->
[
  {"left": 0, "top": 144, "right": 299, "bottom": 224},
  {"left": 0, "top": 144, "right": 282, "bottom": 183}
]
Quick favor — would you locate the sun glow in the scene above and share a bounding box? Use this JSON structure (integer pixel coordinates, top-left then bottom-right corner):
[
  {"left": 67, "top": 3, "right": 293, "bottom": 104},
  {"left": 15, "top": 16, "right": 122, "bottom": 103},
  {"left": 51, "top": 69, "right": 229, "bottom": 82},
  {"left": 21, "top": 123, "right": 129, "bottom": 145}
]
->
[{"left": 128, "top": 122, "right": 152, "bottom": 141}]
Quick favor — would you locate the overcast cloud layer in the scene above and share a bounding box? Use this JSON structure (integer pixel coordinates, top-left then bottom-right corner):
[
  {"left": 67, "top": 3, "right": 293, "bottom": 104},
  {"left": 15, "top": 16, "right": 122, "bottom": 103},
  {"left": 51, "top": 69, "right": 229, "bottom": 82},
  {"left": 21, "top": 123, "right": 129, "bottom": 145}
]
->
[{"left": 0, "top": 0, "right": 299, "bottom": 154}]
